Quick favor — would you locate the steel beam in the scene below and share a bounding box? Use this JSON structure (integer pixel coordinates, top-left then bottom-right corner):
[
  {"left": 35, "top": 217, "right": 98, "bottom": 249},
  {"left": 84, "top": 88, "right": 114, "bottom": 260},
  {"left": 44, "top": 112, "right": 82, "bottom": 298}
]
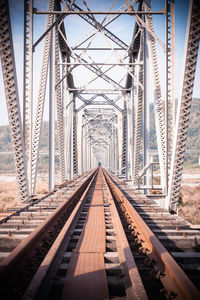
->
[
  {"left": 168, "top": 0, "right": 200, "bottom": 211},
  {"left": 49, "top": 24, "right": 55, "bottom": 191},
  {"left": 133, "top": 42, "right": 143, "bottom": 184},
  {"left": 0, "top": 0, "right": 29, "bottom": 201},
  {"left": 31, "top": 0, "right": 55, "bottom": 193},
  {"left": 143, "top": 25, "right": 150, "bottom": 190},
  {"left": 23, "top": 0, "right": 33, "bottom": 195},
  {"left": 144, "top": 0, "right": 166, "bottom": 192}
]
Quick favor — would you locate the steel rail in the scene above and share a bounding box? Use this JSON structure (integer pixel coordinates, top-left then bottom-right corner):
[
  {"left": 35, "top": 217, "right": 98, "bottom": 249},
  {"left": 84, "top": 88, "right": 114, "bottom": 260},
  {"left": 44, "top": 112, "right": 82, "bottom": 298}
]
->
[
  {"left": 102, "top": 171, "right": 148, "bottom": 300},
  {"left": 0, "top": 169, "right": 97, "bottom": 299},
  {"left": 103, "top": 170, "right": 200, "bottom": 300},
  {"left": 22, "top": 168, "right": 97, "bottom": 300},
  {"left": 0, "top": 171, "right": 90, "bottom": 227},
  {"left": 21, "top": 167, "right": 148, "bottom": 299}
]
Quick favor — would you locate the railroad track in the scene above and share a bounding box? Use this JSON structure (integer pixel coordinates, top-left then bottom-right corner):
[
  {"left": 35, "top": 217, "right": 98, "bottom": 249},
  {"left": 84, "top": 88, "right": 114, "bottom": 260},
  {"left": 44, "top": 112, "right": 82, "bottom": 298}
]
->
[
  {"left": 0, "top": 167, "right": 199, "bottom": 299},
  {"left": 0, "top": 170, "right": 95, "bottom": 262}
]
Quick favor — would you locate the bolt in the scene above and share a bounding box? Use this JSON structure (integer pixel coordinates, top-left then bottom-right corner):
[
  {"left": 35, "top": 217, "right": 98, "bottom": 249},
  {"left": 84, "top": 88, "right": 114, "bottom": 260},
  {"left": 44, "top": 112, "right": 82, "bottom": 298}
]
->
[{"left": 156, "top": 270, "right": 165, "bottom": 279}]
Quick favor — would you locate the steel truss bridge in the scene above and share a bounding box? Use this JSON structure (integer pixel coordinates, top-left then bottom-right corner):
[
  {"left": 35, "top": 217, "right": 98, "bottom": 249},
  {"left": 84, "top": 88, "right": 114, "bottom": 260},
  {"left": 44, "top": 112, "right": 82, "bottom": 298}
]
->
[{"left": 0, "top": 0, "right": 200, "bottom": 212}]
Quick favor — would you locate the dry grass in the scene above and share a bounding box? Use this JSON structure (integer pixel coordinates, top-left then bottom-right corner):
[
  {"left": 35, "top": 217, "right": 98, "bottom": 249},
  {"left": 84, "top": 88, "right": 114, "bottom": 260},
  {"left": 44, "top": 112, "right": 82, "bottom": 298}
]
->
[
  {"left": 0, "top": 178, "right": 200, "bottom": 224},
  {"left": 178, "top": 185, "right": 200, "bottom": 224},
  {"left": 0, "top": 180, "right": 48, "bottom": 212},
  {"left": 0, "top": 181, "right": 18, "bottom": 212}
]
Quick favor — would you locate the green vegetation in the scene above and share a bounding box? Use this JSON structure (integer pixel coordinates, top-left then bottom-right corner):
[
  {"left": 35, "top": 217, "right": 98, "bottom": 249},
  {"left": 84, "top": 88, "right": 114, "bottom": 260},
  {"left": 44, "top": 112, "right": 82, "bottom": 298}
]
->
[
  {"left": 0, "top": 98, "right": 199, "bottom": 173},
  {"left": 150, "top": 98, "right": 200, "bottom": 167},
  {"left": 0, "top": 121, "right": 60, "bottom": 173}
]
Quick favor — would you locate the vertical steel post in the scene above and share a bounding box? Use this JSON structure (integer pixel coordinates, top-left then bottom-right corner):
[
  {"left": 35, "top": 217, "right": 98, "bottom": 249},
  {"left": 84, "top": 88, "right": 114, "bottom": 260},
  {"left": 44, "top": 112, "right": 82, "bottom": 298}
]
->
[
  {"left": 165, "top": 0, "right": 169, "bottom": 195},
  {"left": 127, "top": 92, "right": 134, "bottom": 180},
  {"left": 109, "top": 143, "right": 111, "bottom": 171},
  {"left": 121, "top": 106, "right": 127, "bottom": 177},
  {"left": 133, "top": 42, "right": 144, "bottom": 184},
  {"left": 23, "top": 0, "right": 33, "bottom": 195},
  {"left": 72, "top": 102, "right": 78, "bottom": 176},
  {"left": 87, "top": 136, "right": 90, "bottom": 171},
  {"left": 144, "top": 0, "right": 166, "bottom": 193},
  {"left": 113, "top": 126, "right": 116, "bottom": 174},
  {"left": 143, "top": 27, "right": 150, "bottom": 190},
  {"left": 65, "top": 92, "right": 73, "bottom": 179},
  {"left": 115, "top": 122, "right": 119, "bottom": 174},
  {"left": 31, "top": 0, "right": 55, "bottom": 193},
  {"left": 171, "top": 1, "right": 175, "bottom": 144},
  {"left": 70, "top": 125, "right": 73, "bottom": 178},
  {"left": 62, "top": 57, "right": 68, "bottom": 179},
  {"left": 23, "top": 0, "right": 27, "bottom": 148},
  {"left": 84, "top": 125, "right": 87, "bottom": 172},
  {"left": 49, "top": 26, "right": 55, "bottom": 191},
  {"left": 89, "top": 137, "right": 92, "bottom": 170},
  {"left": 81, "top": 116, "right": 84, "bottom": 173}
]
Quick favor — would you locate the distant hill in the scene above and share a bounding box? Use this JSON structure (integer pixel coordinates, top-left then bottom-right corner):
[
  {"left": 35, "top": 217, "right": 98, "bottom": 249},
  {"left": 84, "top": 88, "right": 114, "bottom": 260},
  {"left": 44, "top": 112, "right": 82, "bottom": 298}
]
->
[
  {"left": 0, "top": 98, "right": 199, "bottom": 173},
  {"left": 0, "top": 121, "right": 59, "bottom": 173},
  {"left": 151, "top": 98, "right": 200, "bottom": 166}
]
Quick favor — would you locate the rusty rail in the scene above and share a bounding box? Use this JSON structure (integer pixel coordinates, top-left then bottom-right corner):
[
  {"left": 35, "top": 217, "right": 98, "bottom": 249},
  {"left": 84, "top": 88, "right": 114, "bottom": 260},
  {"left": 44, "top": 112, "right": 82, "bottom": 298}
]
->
[
  {"left": 103, "top": 169, "right": 200, "bottom": 300},
  {"left": 0, "top": 169, "right": 97, "bottom": 298},
  {"left": 0, "top": 167, "right": 200, "bottom": 299},
  {"left": 23, "top": 169, "right": 97, "bottom": 300}
]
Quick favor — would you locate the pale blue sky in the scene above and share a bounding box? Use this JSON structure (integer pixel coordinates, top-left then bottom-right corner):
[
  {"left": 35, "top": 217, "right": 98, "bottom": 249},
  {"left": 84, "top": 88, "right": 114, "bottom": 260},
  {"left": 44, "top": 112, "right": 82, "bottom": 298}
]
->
[{"left": 0, "top": 0, "right": 199, "bottom": 125}]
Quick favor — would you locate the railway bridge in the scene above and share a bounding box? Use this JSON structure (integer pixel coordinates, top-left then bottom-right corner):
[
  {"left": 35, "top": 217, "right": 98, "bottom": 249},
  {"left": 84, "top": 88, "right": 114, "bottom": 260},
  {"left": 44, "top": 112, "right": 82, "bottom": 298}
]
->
[{"left": 0, "top": 0, "right": 200, "bottom": 299}]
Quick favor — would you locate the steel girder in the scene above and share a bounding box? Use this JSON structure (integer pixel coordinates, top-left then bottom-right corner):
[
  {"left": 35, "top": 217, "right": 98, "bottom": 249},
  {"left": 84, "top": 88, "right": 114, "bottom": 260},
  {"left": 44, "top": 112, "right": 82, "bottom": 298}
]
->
[
  {"left": 3, "top": 0, "right": 195, "bottom": 210},
  {"left": 49, "top": 24, "right": 56, "bottom": 191},
  {"left": 121, "top": 105, "right": 127, "bottom": 176},
  {"left": 65, "top": 93, "right": 73, "bottom": 178},
  {"left": 31, "top": 0, "right": 55, "bottom": 193},
  {"left": 56, "top": 1, "right": 77, "bottom": 180},
  {"left": 168, "top": 0, "right": 200, "bottom": 211},
  {"left": 23, "top": 0, "right": 32, "bottom": 145},
  {"left": 55, "top": 29, "right": 66, "bottom": 181},
  {"left": 144, "top": 0, "right": 166, "bottom": 190},
  {"left": 0, "top": 0, "right": 29, "bottom": 201},
  {"left": 82, "top": 109, "right": 118, "bottom": 171},
  {"left": 65, "top": 1, "right": 128, "bottom": 50},
  {"left": 126, "top": 93, "right": 134, "bottom": 180},
  {"left": 69, "top": 54, "right": 125, "bottom": 92},
  {"left": 73, "top": 103, "right": 78, "bottom": 176},
  {"left": 76, "top": 94, "right": 122, "bottom": 113},
  {"left": 167, "top": 0, "right": 175, "bottom": 148},
  {"left": 132, "top": 38, "right": 144, "bottom": 183},
  {"left": 23, "top": 1, "right": 33, "bottom": 194}
]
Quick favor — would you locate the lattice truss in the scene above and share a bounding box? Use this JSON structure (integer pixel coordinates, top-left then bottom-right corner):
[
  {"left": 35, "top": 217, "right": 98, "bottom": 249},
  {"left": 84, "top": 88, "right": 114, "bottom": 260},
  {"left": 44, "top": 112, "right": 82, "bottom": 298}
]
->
[
  {"left": 82, "top": 108, "right": 118, "bottom": 172},
  {"left": 0, "top": 0, "right": 199, "bottom": 212}
]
